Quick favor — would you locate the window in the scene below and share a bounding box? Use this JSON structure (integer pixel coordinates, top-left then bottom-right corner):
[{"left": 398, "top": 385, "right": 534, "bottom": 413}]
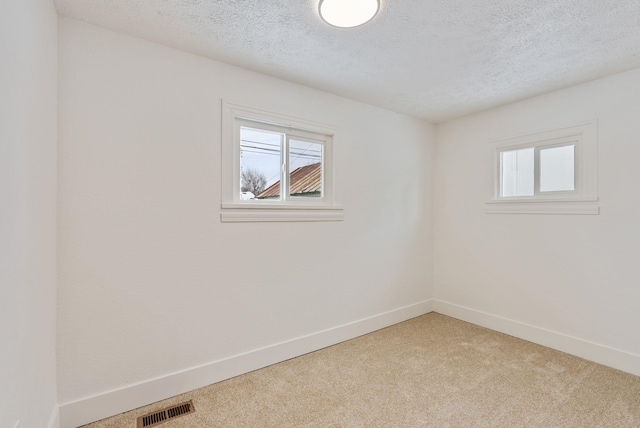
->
[
  {"left": 486, "top": 121, "right": 598, "bottom": 214},
  {"left": 221, "top": 101, "right": 343, "bottom": 222},
  {"left": 499, "top": 143, "right": 575, "bottom": 197}
]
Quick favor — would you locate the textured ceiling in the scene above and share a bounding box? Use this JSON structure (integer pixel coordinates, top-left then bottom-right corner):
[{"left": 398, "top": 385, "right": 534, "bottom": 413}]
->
[{"left": 54, "top": 0, "right": 640, "bottom": 122}]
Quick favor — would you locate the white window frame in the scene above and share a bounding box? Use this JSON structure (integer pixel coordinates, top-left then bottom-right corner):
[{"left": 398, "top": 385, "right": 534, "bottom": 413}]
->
[
  {"left": 221, "top": 101, "right": 343, "bottom": 222},
  {"left": 485, "top": 120, "right": 599, "bottom": 214}
]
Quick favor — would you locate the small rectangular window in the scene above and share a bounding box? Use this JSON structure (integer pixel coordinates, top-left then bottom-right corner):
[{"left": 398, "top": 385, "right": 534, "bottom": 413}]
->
[
  {"left": 221, "top": 101, "right": 343, "bottom": 222},
  {"left": 498, "top": 143, "right": 576, "bottom": 198},
  {"left": 240, "top": 130, "right": 324, "bottom": 201},
  {"left": 237, "top": 121, "right": 326, "bottom": 203},
  {"left": 486, "top": 121, "right": 598, "bottom": 215}
]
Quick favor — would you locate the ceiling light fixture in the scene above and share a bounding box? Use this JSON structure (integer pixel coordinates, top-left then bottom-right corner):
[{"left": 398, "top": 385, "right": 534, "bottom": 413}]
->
[{"left": 319, "top": 0, "right": 380, "bottom": 28}]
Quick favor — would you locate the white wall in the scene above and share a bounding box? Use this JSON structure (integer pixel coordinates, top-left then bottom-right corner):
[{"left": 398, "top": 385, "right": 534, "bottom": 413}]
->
[
  {"left": 0, "top": 1, "right": 59, "bottom": 428},
  {"left": 57, "top": 17, "right": 435, "bottom": 425},
  {"left": 434, "top": 67, "right": 640, "bottom": 373}
]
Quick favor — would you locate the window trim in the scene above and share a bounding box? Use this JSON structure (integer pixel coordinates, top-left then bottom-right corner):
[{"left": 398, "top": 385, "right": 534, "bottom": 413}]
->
[
  {"left": 221, "top": 101, "right": 343, "bottom": 222},
  {"left": 485, "top": 120, "right": 599, "bottom": 215}
]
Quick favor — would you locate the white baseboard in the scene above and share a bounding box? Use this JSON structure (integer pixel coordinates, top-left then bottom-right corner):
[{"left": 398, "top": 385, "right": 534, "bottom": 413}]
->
[
  {"left": 48, "top": 406, "right": 60, "bottom": 428},
  {"left": 59, "top": 299, "right": 433, "bottom": 428},
  {"left": 433, "top": 299, "right": 640, "bottom": 377}
]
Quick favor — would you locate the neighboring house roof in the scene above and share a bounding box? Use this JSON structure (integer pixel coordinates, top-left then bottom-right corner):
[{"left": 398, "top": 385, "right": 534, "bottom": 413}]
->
[{"left": 257, "top": 162, "right": 321, "bottom": 198}]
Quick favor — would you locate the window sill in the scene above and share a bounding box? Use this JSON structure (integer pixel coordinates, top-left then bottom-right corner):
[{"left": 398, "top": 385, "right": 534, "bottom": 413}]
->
[
  {"left": 221, "top": 204, "right": 344, "bottom": 222},
  {"left": 485, "top": 199, "right": 599, "bottom": 215}
]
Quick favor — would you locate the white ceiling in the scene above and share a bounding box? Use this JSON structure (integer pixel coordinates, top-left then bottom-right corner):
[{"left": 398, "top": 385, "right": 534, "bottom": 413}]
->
[{"left": 54, "top": 0, "right": 640, "bottom": 123}]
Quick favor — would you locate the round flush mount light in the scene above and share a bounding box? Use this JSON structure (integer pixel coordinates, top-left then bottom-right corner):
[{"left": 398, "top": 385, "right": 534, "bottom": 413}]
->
[{"left": 319, "top": 0, "right": 380, "bottom": 28}]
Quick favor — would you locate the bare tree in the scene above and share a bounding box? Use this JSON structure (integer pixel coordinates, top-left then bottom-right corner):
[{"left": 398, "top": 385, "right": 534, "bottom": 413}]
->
[{"left": 241, "top": 168, "right": 267, "bottom": 196}]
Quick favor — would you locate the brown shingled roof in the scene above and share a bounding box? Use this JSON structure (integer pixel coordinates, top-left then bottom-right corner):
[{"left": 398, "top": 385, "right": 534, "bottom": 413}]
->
[{"left": 257, "top": 162, "right": 321, "bottom": 199}]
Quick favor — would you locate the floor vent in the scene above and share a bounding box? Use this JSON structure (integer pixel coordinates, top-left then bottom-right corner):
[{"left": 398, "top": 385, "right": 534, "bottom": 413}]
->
[{"left": 136, "top": 401, "right": 195, "bottom": 428}]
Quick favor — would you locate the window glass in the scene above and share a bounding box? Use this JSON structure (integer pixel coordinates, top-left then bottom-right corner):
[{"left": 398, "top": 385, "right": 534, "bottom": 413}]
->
[
  {"left": 501, "top": 148, "right": 534, "bottom": 197},
  {"left": 289, "top": 139, "right": 323, "bottom": 198},
  {"left": 240, "top": 127, "right": 282, "bottom": 200},
  {"left": 540, "top": 145, "right": 575, "bottom": 192}
]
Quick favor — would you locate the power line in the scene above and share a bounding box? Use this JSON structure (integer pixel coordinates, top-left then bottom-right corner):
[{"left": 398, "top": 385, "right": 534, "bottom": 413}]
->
[
  {"left": 241, "top": 150, "right": 321, "bottom": 161},
  {"left": 241, "top": 146, "right": 321, "bottom": 160},
  {"left": 241, "top": 139, "right": 322, "bottom": 154}
]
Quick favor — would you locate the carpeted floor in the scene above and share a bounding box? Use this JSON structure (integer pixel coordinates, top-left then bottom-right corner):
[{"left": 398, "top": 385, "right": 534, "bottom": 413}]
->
[{"left": 83, "top": 313, "right": 640, "bottom": 427}]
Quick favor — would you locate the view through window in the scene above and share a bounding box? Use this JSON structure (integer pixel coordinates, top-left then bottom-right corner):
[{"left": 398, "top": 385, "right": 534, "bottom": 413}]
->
[{"left": 240, "top": 126, "right": 323, "bottom": 201}]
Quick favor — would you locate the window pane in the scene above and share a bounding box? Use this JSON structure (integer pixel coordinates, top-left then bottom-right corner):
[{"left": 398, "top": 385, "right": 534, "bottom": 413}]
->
[
  {"left": 501, "top": 148, "right": 534, "bottom": 197},
  {"left": 289, "top": 139, "right": 323, "bottom": 198},
  {"left": 540, "top": 145, "right": 575, "bottom": 192},
  {"left": 240, "top": 127, "right": 282, "bottom": 200}
]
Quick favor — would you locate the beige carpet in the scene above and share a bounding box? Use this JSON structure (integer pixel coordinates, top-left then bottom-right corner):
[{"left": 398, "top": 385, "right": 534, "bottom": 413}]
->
[{"left": 83, "top": 313, "right": 640, "bottom": 427}]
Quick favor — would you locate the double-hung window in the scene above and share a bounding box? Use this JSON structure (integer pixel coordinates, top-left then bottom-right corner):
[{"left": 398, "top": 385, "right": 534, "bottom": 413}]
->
[
  {"left": 486, "top": 121, "right": 598, "bottom": 214},
  {"left": 221, "top": 101, "right": 343, "bottom": 222}
]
